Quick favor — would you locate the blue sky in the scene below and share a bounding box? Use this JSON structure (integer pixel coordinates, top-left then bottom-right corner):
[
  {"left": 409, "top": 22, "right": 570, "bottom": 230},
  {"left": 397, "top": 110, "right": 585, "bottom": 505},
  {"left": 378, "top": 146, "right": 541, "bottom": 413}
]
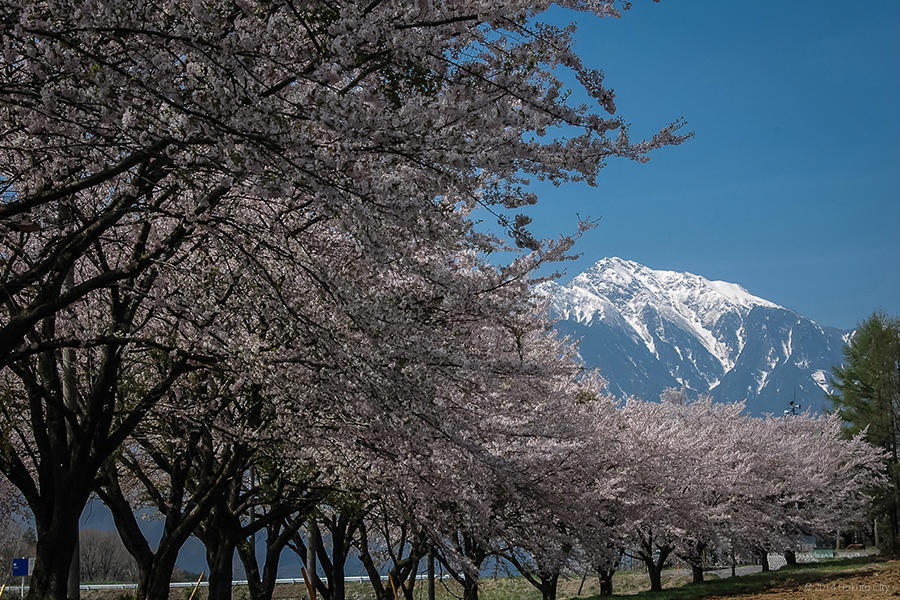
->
[{"left": 514, "top": 1, "right": 899, "bottom": 330}]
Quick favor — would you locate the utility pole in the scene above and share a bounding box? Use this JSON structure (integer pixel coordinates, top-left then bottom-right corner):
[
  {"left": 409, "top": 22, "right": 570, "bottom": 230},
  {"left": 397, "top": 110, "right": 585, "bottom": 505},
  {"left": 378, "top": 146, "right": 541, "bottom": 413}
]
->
[{"left": 784, "top": 391, "right": 801, "bottom": 417}]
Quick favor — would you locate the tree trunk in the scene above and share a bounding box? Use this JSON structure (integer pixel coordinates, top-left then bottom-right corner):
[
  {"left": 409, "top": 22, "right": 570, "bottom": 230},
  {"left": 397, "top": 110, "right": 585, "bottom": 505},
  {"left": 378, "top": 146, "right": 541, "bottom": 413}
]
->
[
  {"left": 306, "top": 520, "right": 320, "bottom": 598},
  {"left": 29, "top": 513, "right": 79, "bottom": 600},
  {"left": 639, "top": 545, "right": 672, "bottom": 593},
  {"left": 758, "top": 550, "right": 770, "bottom": 572},
  {"left": 28, "top": 488, "right": 87, "bottom": 600},
  {"left": 67, "top": 536, "right": 80, "bottom": 600},
  {"left": 356, "top": 526, "right": 389, "bottom": 600},
  {"left": 99, "top": 474, "right": 188, "bottom": 600},
  {"left": 427, "top": 552, "right": 435, "bottom": 600},
  {"left": 355, "top": 522, "right": 426, "bottom": 600},
  {"left": 206, "top": 528, "right": 236, "bottom": 600},
  {"left": 597, "top": 570, "right": 613, "bottom": 597},
  {"left": 327, "top": 551, "right": 345, "bottom": 600},
  {"left": 401, "top": 567, "right": 416, "bottom": 600},
  {"left": 647, "top": 562, "right": 663, "bottom": 593},
  {"left": 238, "top": 527, "right": 289, "bottom": 600},
  {"left": 138, "top": 549, "right": 180, "bottom": 600},
  {"left": 110, "top": 528, "right": 181, "bottom": 600},
  {"left": 238, "top": 537, "right": 266, "bottom": 600},
  {"left": 62, "top": 216, "right": 80, "bottom": 600},
  {"left": 462, "top": 573, "right": 478, "bottom": 600},
  {"left": 679, "top": 540, "right": 706, "bottom": 585},
  {"left": 691, "top": 564, "right": 704, "bottom": 584},
  {"left": 539, "top": 572, "right": 558, "bottom": 600},
  {"left": 198, "top": 499, "right": 246, "bottom": 600},
  {"left": 784, "top": 550, "right": 797, "bottom": 566},
  {"left": 317, "top": 517, "right": 354, "bottom": 600}
]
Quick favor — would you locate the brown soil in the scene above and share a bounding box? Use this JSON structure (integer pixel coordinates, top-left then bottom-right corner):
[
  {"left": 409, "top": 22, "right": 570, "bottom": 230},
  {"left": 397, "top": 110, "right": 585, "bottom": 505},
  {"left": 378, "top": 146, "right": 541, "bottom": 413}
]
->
[{"left": 708, "top": 560, "right": 900, "bottom": 599}]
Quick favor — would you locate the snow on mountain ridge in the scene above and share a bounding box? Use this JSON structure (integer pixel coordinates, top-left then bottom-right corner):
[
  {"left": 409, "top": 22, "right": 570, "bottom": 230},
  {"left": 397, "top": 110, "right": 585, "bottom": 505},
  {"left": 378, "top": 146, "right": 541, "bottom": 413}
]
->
[
  {"left": 541, "top": 258, "right": 849, "bottom": 415},
  {"left": 551, "top": 257, "right": 782, "bottom": 372}
]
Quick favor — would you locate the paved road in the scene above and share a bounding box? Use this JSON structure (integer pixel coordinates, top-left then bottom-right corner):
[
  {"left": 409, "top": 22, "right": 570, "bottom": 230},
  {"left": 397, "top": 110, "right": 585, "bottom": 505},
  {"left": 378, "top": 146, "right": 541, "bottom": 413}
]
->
[
  {"left": 657, "top": 564, "right": 761, "bottom": 581},
  {"left": 707, "top": 564, "right": 764, "bottom": 579},
  {"left": 667, "top": 549, "right": 877, "bottom": 581}
]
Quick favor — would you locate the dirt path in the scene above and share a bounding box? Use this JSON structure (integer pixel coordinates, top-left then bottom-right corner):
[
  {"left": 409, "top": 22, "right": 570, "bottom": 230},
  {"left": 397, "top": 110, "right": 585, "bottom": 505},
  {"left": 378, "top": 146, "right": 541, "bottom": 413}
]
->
[{"left": 708, "top": 560, "right": 900, "bottom": 599}]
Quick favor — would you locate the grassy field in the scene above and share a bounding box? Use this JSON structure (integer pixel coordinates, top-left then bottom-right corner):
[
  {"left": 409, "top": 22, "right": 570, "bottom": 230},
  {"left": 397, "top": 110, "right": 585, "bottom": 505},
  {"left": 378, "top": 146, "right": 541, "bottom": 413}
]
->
[
  {"left": 228, "top": 570, "right": 710, "bottom": 600},
  {"left": 106, "top": 569, "right": 707, "bottom": 600},
  {"left": 82, "top": 555, "right": 893, "bottom": 600},
  {"left": 269, "top": 557, "right": 888, "bottom": 600},
  {"left": 578, "top": 556, "right": 893, "bottom": 600}
]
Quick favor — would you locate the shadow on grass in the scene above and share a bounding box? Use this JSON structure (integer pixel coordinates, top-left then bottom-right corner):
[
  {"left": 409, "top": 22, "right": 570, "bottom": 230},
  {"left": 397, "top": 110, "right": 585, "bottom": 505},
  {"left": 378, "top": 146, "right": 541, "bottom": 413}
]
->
[{"left": 575, "top": 556, "right": 887, "bottom": 600}]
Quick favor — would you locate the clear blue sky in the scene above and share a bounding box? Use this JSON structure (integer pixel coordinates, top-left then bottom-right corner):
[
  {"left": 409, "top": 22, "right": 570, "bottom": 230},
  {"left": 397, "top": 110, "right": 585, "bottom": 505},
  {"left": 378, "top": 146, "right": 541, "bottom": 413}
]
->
[{"left": 516, "top": 1, "right": 899, "bottom": 330}]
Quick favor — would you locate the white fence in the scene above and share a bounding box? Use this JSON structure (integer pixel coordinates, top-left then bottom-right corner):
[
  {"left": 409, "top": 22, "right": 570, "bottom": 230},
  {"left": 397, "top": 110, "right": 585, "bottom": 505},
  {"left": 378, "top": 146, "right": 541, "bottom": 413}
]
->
[{"left": 765, "top": 548, "right": 877, "bottom": 571}]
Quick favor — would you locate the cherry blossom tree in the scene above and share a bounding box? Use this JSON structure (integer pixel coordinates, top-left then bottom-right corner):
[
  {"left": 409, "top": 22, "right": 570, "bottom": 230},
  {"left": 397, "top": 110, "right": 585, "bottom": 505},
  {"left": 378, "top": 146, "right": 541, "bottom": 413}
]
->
[
  {"left": 388, "top": 343, "right": 616, "bottom": 600},
  {"left": 0, "top": 247, "right": 212, "bottom": 600},
  {"left": 754, "top": 412, "right": 887, "bottom": 558},
  {"left": 652, "top": 390, "right": 751, "bottom": 584},
  {"left": 0, "top": 0, "right": 687, "bottom": 367},
  {"left": 288, "top": 499, "right": 368, "bottom": 600},
  {"left": 96, "top": 395, "right": 247, "bottom": 600},
  {"left": 493, "top": 380, "right": 625, "bottom": 600},
  {"left": 1, "top": 1, "right": 689, "bottom": 595},
  {"left": 615, "top": 394, "right": 699, "bottom": 592},
  {"left": 351, "top": 503, "right": 431, "bottom": 600},
  {"left": 610, "top": 392, "right": 885, "bottom": 591},
  {"left": 195, "top": 438, "right": 328, "bottom": 600}
]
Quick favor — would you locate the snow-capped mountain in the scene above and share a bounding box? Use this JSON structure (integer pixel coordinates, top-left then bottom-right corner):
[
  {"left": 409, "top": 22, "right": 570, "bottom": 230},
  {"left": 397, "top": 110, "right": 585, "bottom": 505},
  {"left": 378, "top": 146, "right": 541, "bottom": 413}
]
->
[{"left": 539, "top": 257, "right": 849, "bottom": 415}]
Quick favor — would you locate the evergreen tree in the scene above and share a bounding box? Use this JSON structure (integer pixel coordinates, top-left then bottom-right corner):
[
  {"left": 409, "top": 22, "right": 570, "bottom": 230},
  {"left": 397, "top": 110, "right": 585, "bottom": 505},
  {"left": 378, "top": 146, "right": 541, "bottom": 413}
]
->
[{"left": 830, "top": 312, "right": 900, "bottom": 550}]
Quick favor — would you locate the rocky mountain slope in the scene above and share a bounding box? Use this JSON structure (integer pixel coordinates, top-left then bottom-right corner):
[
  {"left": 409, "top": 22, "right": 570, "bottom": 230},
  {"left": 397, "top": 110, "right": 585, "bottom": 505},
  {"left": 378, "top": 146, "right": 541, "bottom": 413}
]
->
[{"left": 539, "top": 258, "right": 849, "bottom": 415}]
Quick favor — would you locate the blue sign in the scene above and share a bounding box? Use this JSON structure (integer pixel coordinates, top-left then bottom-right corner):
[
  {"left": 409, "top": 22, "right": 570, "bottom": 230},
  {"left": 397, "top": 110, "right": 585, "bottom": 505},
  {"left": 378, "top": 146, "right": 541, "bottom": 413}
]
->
[{"left": 11, "top": 558, "right": 28, "bottom": 577}]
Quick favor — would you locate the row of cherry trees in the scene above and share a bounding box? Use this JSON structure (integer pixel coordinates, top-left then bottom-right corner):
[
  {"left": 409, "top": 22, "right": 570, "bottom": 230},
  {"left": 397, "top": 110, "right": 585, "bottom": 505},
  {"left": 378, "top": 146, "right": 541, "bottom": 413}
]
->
[
  {"left": 99, "top": 385, "right": 887, "bottom": 600},
  {"left": 3, "top": 333, "right": 883, "bottom": 600},
  {"left": 403, "top": 389, "right": 884, "bottom": 598},
  {"left": 0, "top": 0, "right": 882, "bottom": 599}
]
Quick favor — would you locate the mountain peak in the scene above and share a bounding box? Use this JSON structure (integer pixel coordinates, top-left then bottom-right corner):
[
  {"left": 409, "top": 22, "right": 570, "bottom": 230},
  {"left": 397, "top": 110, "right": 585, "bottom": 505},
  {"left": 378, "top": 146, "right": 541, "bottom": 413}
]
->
[
  {"left": 560, "top": 259, "right": 780, "bottom": 369},
  {"left": 578, "top": 256, "right": 777, "bottom": 312},
  {"left": 543, "top": 258, "right": 847, "bottom": 415}
]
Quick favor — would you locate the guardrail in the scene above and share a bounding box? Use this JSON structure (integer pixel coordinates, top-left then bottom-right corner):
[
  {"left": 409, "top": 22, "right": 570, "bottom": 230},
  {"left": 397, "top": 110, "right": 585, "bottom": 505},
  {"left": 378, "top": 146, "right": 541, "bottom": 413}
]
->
[
  {"left": 14, "top": 573, "right": 450, "bottom": 592},
  {"left": 80, "top": 578, "right": 367, "bottom": 591}
]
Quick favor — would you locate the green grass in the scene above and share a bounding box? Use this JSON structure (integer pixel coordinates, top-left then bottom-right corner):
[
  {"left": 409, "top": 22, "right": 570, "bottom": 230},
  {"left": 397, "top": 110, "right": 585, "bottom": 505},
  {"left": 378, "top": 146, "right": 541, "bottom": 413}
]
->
[
  {"left": 227, "top": 570, "right": 718, "bottom": 600},
  {"left": 145, "top": 555, "right": 887, "bottom": 600},
  {"left": 305, "top": 569, "right": 715, "bottom": 600},
  {"left": 575, "top": 556, "right": 887, "bottom": 600}
]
